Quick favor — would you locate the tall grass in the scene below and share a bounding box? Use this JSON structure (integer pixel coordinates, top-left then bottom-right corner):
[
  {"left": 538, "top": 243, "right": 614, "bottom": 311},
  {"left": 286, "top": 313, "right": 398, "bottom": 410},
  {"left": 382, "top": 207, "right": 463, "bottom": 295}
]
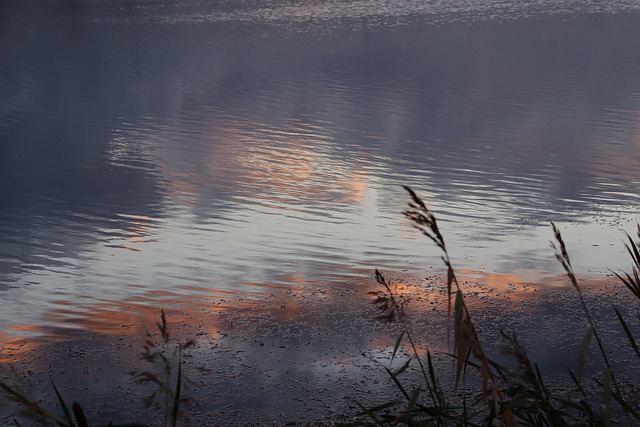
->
[
  {"left": 355, "top": 186, "right": 640, "bottom": 426},
  {"left": 131, "top": 310, "right": 198, "bottom": 427},
  {"left": 0, "top": 310, "right": 196, "bottom": 427}
]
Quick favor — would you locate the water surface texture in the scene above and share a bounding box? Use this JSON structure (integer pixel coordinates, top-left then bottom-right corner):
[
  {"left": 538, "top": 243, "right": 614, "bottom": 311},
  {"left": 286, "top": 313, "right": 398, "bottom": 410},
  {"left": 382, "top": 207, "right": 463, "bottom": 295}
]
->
[{"left": 2, "top": 1, "right": 640, "bottom": 339}]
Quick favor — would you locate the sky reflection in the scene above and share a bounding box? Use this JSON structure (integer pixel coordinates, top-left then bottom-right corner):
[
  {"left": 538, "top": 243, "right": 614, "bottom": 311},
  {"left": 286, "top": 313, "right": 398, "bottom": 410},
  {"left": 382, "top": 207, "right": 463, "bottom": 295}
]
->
[
  {"left": 1, "top": 4, "right": 640, "bottom": 419},
  {"left": 1, "top": 272, "right": 637, "bottom": 424}
]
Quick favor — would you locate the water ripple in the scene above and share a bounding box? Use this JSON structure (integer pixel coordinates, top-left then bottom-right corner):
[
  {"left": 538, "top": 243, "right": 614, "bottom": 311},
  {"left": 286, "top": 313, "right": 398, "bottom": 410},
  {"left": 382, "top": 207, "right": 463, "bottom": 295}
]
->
[{"left": 2, "top": 1, "right": 640, "bottom": 338}]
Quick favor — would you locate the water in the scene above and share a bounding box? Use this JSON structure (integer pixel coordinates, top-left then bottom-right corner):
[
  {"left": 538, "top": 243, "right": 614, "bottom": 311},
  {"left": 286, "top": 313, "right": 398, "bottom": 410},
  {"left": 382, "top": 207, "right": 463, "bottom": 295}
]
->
[
  {"left": 1, "top": 1, "right": 640, "bottom": 422},
  {"left": 2, "top": 0, "right": 640, "bottom": 332}
]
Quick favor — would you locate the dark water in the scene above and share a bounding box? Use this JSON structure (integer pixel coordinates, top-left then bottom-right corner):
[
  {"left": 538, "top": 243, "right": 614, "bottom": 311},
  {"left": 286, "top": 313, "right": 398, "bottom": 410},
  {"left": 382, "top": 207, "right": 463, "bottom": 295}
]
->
[
  {"left": 1, "top": 1, "right": 640, "bottom": 422},
  {"left": 2, "top": 0, "right": 640, "bottom": 332}
]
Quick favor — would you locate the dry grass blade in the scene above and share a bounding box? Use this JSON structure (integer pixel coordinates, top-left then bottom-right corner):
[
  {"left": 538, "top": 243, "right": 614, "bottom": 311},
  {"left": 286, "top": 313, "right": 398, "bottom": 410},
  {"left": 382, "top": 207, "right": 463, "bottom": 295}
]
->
[
  {"left": 130, "top": 311, "right": 200, "bottom": 427},
  {"left": 390, "top": 330, "right": 406, "bottom": 366},
  {"left": 157, "top": 309, "right": 169, "bottom": 343},
  {"left": 399, "top": 387, "right": 421, "bottom": 425},
  {"left": 355, "top": 401, "right": 399, "bottom": 426},
  {"left": 403, "top": 186, "right": 494, "bottom": 401},
  {"left": 392, "top": 356, "right": 412, "bottom": 377},
  {"left": 453, "top": 291, "right": 467, "bottom": 388},
  {"left": 170, "top": 347, "right": 183, "bottom": 427},
  {"left": 359, "top": 190, "right": 640, "bottom": 425},
  {"left": 369, "top": 269, "right": 407, "bottom": 322},
  {"left": 613, "top": 307, "right": 640, "bottom": 359},
  {"left": 612, "top": 230, "right": 640, "bottom": 300},
  {"left": 51, "top": 379, "right": 75, "bottom": 427},
  {"left": 0, "top": 379, "right": 66, "bottom": 425},
  {"left": 381, "top": 365, "right": 412, "bottom": 402},
  {"left": 578, "top": 324, "right": 594, "bottom": 384},
  {"left": 551, "top": 222, "right": 577, "bottom": 288},
  {"left": 402, "top": 185, "right": 446, "bottom": 252},
  {"left": 72, "top": 403, "right": 89, "bottom": 427},
  {"left": 551, "top": 222, "right": 620, "bottom": 395},
  {"left": 446, "top": 265, "right": 454, "bottom": 318}
]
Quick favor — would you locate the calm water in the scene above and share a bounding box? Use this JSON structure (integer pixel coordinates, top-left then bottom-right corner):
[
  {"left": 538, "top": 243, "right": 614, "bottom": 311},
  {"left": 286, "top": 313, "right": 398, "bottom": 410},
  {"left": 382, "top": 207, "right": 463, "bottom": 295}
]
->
[{"left": 2, "top": 1, "right": 640, "bottom": 337}]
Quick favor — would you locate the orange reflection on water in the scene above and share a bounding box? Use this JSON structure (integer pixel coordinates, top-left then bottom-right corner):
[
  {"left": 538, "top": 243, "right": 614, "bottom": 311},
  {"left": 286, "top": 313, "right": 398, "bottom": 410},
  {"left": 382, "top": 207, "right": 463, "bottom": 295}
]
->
[
  {"left": 0, "top": 267, "right": 625, "bottom": 369},
  {"left": 1, "top": 268, "right": 634, "bottom": 427},
  {"left": 112, "top": 213, "right": 161, "bottom": 252},
  {"left": 154, "top": 119, "right": 373, "bottom": 214},
  {"left": 0, "top": 338, "right": 39, "bottom": 364},
  {"left": 335, "top": 172, "right": 368, "bottom": 205},
  {"left": 166, "top": 171, "right": 200, "bottom": 207}
]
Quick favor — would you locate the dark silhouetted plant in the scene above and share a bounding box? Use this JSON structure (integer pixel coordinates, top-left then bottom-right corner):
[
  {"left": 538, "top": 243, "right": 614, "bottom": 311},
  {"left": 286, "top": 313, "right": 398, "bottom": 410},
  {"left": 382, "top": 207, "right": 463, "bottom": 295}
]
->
[
  {"left": 355, "top": 186, "right": 640, "bottom": 426},
  {"left": 0, "top": 368, "right": 148, "bottom": 426},
  {"left": 130, "top": 310, "right": 199, "bottom": 427},
  {"left": 0, "top": 310, "right": 196, "bottom": 427}
]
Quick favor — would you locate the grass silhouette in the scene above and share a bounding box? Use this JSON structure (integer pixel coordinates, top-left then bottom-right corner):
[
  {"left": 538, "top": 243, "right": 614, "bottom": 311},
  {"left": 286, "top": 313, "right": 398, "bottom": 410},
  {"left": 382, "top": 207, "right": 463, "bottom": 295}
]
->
[{"left": 353, "top": 186, "right": 640, "bottom": 426}]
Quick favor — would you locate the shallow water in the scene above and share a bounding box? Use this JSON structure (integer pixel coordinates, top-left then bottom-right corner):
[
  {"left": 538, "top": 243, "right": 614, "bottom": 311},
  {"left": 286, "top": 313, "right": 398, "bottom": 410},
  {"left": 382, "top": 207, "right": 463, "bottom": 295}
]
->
[{"left": 1, "top": 1, "right": 640, "bottom": 423}]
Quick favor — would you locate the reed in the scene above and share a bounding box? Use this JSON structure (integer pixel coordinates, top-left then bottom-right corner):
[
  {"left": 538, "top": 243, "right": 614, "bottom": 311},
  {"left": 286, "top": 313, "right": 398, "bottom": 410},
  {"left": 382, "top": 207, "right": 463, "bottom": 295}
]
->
[
  {"left": 0, "top": 310, "right": 196, "bottom": 427},
  {"left": 354, "top": 186, "right": 640, "bottom": 426},
  {"left": 130, "top": 310, "right": 198, "bottom": 427}
]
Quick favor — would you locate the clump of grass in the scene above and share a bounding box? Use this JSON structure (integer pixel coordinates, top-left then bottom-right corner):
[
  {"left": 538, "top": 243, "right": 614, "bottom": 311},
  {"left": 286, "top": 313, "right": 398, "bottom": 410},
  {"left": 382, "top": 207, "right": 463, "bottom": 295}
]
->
[
  {"left": 612, "top": 225, "right": 640, "bottom": 300},
  {"left": 0, "top": 310, "right": 197, "bottom": 427},
  {"left": 354, "top": 186, "right": 640, "bottom": 426},
  {"left": 0, "top": 367, "right": 149, "bottom": 426},
  {"left": 130, "top": 310, "right": 199, "bottom": 427},
  {"left": 0, "top": 364, "right": 78, "bottom": 427}
]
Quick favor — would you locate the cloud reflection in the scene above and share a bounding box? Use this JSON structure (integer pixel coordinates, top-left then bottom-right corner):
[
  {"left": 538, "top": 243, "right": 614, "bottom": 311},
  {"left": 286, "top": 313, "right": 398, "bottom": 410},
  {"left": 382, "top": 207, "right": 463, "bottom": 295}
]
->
[
  {"left": 1, "top": 271, "right": 635, "bottom": 424},
  {"left": 2, "top": 6, "right": 640, "bottom": 418}
]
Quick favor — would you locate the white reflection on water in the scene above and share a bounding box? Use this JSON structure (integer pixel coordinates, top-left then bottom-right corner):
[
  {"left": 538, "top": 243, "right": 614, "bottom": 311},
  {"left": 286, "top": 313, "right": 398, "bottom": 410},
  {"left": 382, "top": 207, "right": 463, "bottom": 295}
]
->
[{"left": 1, "top": 1, "right": 640, "bottom": 337}]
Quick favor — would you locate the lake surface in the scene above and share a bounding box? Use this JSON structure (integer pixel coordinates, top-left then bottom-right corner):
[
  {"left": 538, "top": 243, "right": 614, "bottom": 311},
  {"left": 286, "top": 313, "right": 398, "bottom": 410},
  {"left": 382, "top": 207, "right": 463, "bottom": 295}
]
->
[{"left": 2, "top": 0, "right": 640, "bottom": 423}]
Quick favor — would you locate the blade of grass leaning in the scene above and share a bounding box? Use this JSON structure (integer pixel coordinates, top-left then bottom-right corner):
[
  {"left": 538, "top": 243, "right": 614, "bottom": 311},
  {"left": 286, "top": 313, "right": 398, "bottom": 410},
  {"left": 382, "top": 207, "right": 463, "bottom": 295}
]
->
[
  {"left": 577, "top": 324, "right": 593, "bottom": 384},
  {"left": 356, "top": 400, "right": 404, "bottom": 415},
  {"left": 400, "top": 387, "right": 421, "bottom": 424},
  {"left": 51, "top": 380, "right": 75, "bottom": 427},
  {"left": 390, "top": 330, "right": 405, "bottom": 366},
  {"left": 354, "top": 401, "right": 386, "bottom": 426},
  {"left": 620, "top": 232, "right": 640, "bottom": 299},
  {"left": 626, "top": 232, "right": 640, "bottom": 268},
  {"left": 613, "top": 307, "right": 640, "bottom": 359},
  {"left": 426, "top": 350, "right": 442, "bottom": 406},
  {"left": 446, "top": 265, "right": 454, "bottom": 317},
  {"left": 381, "top": 365, "right": 411, "bottom": 401},
  {"left": 453, "top": 290, "right": 467, "bottom": 388},
  {"left": 610, "top": 393, "right": 640, "bottom": 421},
  {"left": 612, "top": 270, "right": 640, "bottom": 301},
  {"left": 170, "top": 347, "right": 183, "bottom": 427},
  {"left": 0, "top": 381, "right": 65, "bottom": 424},
  {"left": 551, "top": 223, "right": 621, "bottom": 396},
  {"left": 72, "top": 403, "right": 89, "bottom": 427},
  {"left": 534, "top": 363, "right": 548, "bottom": 396},
  {"left": 393, "top": 356, "right": 412, "bottom": 377},
  {"left": 567, "top": 369, "right": 587, "bottom": 398}
]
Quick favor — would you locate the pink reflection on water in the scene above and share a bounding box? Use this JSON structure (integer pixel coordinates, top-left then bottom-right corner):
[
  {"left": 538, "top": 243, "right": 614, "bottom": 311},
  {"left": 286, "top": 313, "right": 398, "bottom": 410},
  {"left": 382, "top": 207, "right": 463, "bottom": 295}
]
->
[{"left": 1, "top": 269, "right": 637, "bottom": 424}]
